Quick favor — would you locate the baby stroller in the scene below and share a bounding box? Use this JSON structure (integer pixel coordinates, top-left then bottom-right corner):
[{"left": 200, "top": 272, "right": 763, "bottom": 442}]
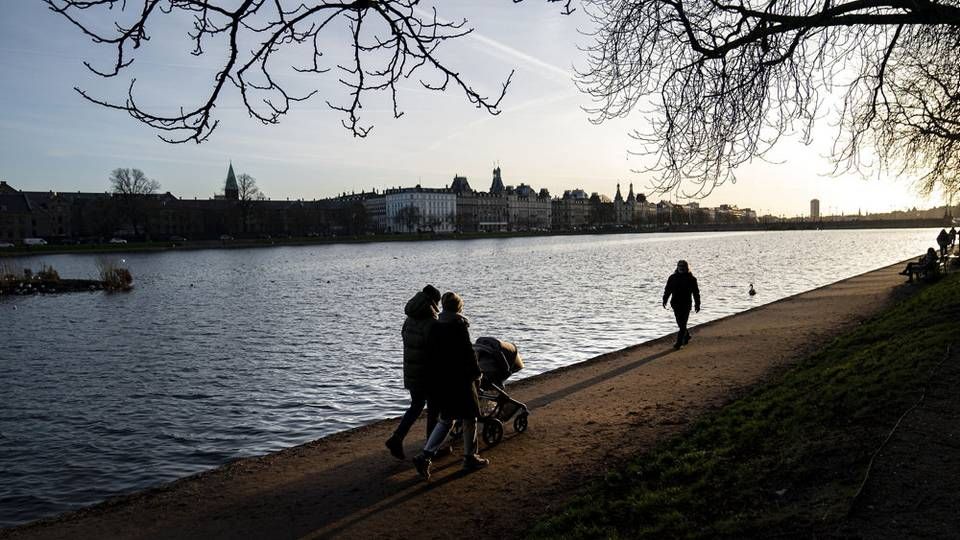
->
[{"left": 452, "top": 337, "right": 530, "bottom": 447}]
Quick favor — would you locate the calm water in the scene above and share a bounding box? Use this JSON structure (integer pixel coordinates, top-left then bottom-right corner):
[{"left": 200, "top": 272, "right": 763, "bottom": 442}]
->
[{"left": 0, "top": 229, "right": 937, "bottom": 526}]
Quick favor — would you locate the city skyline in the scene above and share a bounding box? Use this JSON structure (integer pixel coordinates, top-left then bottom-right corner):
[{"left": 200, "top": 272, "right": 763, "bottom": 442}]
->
[{"left": 0, "top": 1, "right": 946, "bottom": 218}]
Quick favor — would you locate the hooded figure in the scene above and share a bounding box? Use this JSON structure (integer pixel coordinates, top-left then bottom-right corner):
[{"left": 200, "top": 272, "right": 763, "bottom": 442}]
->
[
  {"left": 385, "top": 284, "right": 441, "bottom": 460},
  {"left": 937, "top": 229, "right": 950, "bottom": 257},
  {"left": 662, "top": 260, "right": 701, "bottom": 349}
]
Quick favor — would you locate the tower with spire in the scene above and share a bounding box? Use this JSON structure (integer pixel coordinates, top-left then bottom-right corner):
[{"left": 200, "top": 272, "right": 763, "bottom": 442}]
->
[
  {"left": 614, "top": 183, "right": 625, "bottom": 224},
  {"left": 490, "top": 165, "right": 505, "bottom": 195},
  {"left": 224, "top": 162, "right": 239, "bottom": 201}
]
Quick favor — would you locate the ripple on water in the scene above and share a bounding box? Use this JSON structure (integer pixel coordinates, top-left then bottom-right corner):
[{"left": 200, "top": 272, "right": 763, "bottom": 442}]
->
[{"left": 0, "top": 228, "right": 938, "bottom": 527}]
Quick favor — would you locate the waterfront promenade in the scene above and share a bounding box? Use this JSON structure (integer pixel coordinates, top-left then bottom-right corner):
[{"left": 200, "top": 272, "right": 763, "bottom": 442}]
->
[{"left": 4, "top": 262, "right": 913, "bottom": 540}]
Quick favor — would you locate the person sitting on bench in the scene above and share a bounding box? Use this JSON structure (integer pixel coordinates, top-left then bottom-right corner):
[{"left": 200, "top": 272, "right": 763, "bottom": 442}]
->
[{"left": 899, "top": 248, "right": 939, "bottom": 282}]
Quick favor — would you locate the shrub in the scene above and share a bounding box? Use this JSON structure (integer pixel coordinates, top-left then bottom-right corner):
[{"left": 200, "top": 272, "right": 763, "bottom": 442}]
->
[
  {"left": 37, "top": 264, "right": 60, "bottom": 282},
  {"left": 96, "top": 257, "right": 133, "bottom": 291}
]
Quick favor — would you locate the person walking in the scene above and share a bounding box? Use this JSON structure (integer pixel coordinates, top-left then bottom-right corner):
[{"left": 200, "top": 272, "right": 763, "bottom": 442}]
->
[
  {"left": 937, "top": 229, "right": 950, "bottom": 257},
  {"left": 385, "top": 284, "right": 442, "bottom": 460},
  {"left": 662, "top": 260, "right": 701, "bottom": 350},
  {"left": 413, "top": 292, "right": 488, "bottom": 479}
]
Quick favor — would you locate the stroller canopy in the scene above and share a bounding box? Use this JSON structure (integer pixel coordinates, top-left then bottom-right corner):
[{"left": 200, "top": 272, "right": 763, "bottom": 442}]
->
[{"left": 474, "top": 337, "right": 524, "bottom": 386}]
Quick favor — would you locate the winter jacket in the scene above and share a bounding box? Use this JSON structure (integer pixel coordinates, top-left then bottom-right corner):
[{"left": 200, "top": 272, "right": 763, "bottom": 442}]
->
[
  {"left": 428, "top": 311, "right": 481, "bottom": 419},
  {"left": 401, "top": 291, "right": 438, "bottom": 391},
  {"left": 663, "top": 272, "right": 701, "bottom": 311},
  {"left": 937, "top": 229, "right": 950, "bottom": 247}
]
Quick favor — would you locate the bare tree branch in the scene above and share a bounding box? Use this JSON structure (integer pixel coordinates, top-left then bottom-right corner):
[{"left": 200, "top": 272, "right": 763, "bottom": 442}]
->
[
  {"left": 579, "top": 0, "right": 960, "bottom": 196},
  {"left": 47, "top": 0, "right": 573, "bottom": 144}
]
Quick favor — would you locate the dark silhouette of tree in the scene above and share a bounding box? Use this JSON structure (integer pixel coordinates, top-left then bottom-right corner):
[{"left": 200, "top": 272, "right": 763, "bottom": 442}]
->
[
  {"left": 235, "top": 173, "right": 263, "bottom": 233},
  {"left": 46, "top": 0, "right": 573, "bottom": 144},
  {"left": 396, "top": 204, "right": 421, "bottom": 232},
  {"left": 109, "top": 167, "right": 160, "bottom": 237},
  {"left": 578, "top": 0, "right": 960, "bottom": 196}
]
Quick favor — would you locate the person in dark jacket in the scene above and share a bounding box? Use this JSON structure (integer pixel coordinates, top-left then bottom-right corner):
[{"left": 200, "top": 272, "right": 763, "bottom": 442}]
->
[
  {"left": 662, "top": 260, "right": 701, "bottom": 349},
  {"left": 413, "top": 292, "right": 488, "bottom": 479},
  {"left": 937, "top": 229, "right": 950, "bottom": 257},
  {"left": 385, "top": 284, "right": 442, "bottom": 460},
  {"left": 899, "top": 247, "right": 939, "bottom": 282}
]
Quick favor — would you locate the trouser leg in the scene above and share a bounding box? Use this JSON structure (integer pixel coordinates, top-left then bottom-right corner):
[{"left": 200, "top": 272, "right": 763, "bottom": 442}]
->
[
  {"left": 392, "top": 389, "right": 426, "bottom": 442},
  {"left": 461, "top": 417, "right": 478, "bottom": 457},
  {"left": 425, "top": 396, "right": 439, "bottom": 440},
  {"left": 423, "top": 416, "right": 453, "bottom": 456},
  {"left": 673, "top": 306, "right": 690, "bottom": 344}
]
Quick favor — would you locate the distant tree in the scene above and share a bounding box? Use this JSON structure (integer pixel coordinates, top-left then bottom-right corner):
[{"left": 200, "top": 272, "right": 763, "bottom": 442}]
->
[
  {"left": 235, "top": 173, "right": 262, "bottom": 233},
  {"left": 109, "top": 167, "right": 159, "bottom": 237},
  {"left": 46, "top": 0, "right": 573, "bottom": 143},
  {"left": 396, "top": 205, "right": 422, "bottom": 233}
]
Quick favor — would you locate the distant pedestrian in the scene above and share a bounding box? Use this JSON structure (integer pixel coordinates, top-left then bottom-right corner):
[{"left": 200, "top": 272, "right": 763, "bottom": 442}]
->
[
  {"left": 950, "top": 227, "right": 957, "bottom": 248},
  {"left": 662, "top": 260, "right": 701, "bottom": 350},
  {"left": 413, "top": 292, "right": 488, "bottom": 480},
  {"left": 937, "top": 229, "right": 950, "bottom": 257},
  {"left": 385, "top": 284, "right": 442, "bottom": 460}
]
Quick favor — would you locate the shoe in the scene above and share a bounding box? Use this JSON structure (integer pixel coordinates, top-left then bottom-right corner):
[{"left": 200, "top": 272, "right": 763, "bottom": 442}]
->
[
  {"left": 413, "top": 453, "right": 432, "bottom": 480},
  {"left": 673, "top": 342, "right": 682, "bottom": 350},
  {"left": 462, "top": 455, "right": 489, "bottom": 471},
  {"left": 385, "top": 437, "right": 404, "bottom": 460},
  {"left": 683, "top": 332, "right": 692, "bottom": 345}
]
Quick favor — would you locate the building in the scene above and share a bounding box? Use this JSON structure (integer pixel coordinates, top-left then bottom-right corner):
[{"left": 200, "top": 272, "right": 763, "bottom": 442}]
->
[
  {"left": 811, "top": 199, "right": 820, "bottom": 220},
  {"left": 504, "top": 183, "right": 551, "bottom": 231},
  {"left": 385, "top": 185, "right": 457, "bottom": 233},
  {"left": 552, "top": 189, "right": 590, "bottom": 230}
]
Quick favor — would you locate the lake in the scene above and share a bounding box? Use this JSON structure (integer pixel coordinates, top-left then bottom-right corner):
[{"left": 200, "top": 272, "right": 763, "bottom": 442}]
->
[{"left": 0, "top": 229, "right": 939, "bottom": 527}]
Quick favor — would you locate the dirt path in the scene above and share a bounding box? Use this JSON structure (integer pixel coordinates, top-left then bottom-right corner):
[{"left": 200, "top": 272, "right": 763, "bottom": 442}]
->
[{"left": 3, "top": 263, "right": 914, "bottom": 540}]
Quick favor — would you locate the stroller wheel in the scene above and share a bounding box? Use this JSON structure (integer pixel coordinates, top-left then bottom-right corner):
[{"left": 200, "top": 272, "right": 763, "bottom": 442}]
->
[
  {"left": 482, "top": 418, "right": 504, "bottom": 447},
  {"left": 513, "top": 412, "right": 529, "bottom": 433}
]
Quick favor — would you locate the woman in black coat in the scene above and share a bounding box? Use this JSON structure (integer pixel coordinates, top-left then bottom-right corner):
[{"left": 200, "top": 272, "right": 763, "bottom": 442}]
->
[{"left": 413, "top": 292, "right": 488, "bottom": 479}]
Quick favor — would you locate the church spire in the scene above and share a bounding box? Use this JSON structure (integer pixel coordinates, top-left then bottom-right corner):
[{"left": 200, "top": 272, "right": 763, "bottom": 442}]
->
[
  {"left": 614, "top": 183, "right": 623, "bottom": 202},
  {"left": 224, "top": 161, "right": 239, "bottom": 200},
  {"left": 627, "top": 182, "right": 636, "bottom": 203}
]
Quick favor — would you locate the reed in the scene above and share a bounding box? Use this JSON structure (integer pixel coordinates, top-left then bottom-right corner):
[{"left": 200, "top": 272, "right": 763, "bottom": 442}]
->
[{"left": 96, "top": 257, "right": 133, "bottom": 291}]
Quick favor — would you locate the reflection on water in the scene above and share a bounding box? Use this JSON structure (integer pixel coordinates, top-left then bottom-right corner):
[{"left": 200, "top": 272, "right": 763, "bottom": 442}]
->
[{"left": 0, "top": 229, "right": 937, "bottom": 526}]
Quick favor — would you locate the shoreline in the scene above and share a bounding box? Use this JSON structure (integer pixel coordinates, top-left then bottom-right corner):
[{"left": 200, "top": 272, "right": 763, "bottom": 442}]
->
[
  {"left": 0, "top": 222, "right": 943, "bottom": 259},
  {"left": 1, "top": 259, "right": 921, "bottom": 539}
]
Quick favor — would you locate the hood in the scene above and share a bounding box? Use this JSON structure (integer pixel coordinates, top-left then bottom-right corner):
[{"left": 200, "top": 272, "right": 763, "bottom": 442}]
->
[
  {"left": 405, "top": 291, "right": 438, "bottom": 319},
  {"left": 439, "top": 310, "right": 469, "bottom": 327}
]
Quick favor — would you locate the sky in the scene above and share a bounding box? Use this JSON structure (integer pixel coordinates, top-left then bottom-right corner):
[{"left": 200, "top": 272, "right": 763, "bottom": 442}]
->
[{"left": 0, "top": 0, "right": 945, "bottom": 217}]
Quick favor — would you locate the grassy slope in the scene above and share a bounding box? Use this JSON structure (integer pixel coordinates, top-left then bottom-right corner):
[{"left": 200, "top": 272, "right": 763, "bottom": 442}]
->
[{"left": 530, "top": 273, "right": 960, "bottom": 539}]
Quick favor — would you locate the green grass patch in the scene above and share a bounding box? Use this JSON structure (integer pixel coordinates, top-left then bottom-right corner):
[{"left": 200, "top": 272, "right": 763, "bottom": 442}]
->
[{"left": 530, "top": 273, "right": 960, "bottom": 539}]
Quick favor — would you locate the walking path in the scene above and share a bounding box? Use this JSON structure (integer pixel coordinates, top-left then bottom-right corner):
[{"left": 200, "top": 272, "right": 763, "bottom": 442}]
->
[{"left": 3, "top": 263, "right": 913, "bottom": 540}]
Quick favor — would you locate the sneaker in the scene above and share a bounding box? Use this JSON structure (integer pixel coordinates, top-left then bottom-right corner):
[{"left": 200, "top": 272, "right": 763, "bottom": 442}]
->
[
  {"left": 683, "top": 332, "right": 692, "bottom": 345},
  {"left": 673, "top": 342, "right": 682, "bottom": 350},
  {"left": 413, "top": 453, "right": 432, "bottom": 480},
  {"left": 385, "top": 437, "right": 405, "bottom": 460},
  {"left": 462, "top": 455, "right": 489, "bottom": 472}
]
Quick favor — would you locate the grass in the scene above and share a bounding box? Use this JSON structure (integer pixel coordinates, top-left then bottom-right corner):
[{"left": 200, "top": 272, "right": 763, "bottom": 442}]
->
[{"left": 529, "top": 273, "right": 960, "bottom": 539}]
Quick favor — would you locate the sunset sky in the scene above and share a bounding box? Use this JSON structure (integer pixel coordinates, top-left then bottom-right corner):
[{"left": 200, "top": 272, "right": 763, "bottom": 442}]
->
[{"left": 0, "top": 0, "right": 944, "bottom": 217}]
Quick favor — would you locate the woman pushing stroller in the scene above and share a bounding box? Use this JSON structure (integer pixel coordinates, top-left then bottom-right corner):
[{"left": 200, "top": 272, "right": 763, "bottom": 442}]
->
[{"left": 413, "top": 292, "right": 489, "bottom": 480}]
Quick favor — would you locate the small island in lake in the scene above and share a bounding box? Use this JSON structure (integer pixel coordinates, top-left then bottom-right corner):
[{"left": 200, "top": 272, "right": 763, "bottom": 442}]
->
[{"left": 0, "top": 260, "right": 133, "bottom": 295}]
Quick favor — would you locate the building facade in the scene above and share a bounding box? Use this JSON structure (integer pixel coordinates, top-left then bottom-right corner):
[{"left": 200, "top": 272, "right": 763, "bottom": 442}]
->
[{"left": 385, "top": 186, "right": 457, "bottom": 233}]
